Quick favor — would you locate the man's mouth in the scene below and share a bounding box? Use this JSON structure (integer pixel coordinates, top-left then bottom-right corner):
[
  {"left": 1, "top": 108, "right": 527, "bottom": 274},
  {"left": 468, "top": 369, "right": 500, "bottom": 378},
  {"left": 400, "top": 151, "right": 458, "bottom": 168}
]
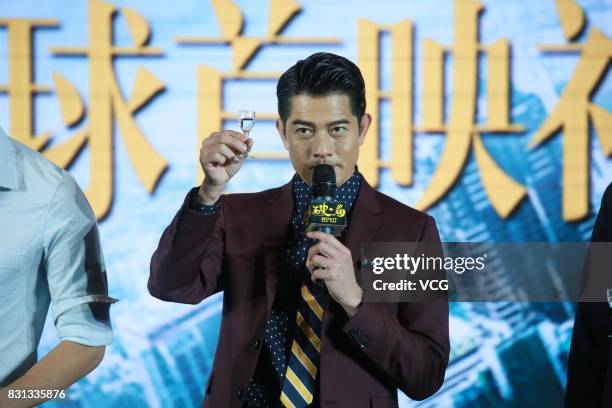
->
[{"left": 309, "top": 163, "right": 340, "bottom": 169}]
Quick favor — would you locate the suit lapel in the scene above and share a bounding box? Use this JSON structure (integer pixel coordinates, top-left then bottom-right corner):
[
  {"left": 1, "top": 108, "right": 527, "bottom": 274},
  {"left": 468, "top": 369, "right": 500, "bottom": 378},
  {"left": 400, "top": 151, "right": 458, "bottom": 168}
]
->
[{"left": 343, "top": 179, "right": 382, "bottom": 275}]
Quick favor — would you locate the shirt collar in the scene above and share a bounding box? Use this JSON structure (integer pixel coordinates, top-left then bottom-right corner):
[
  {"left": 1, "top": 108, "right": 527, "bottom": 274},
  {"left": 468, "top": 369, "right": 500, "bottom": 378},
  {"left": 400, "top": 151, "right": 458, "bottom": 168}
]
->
[{"left": 0, "top": 127, "right": 20, "bottom": 190}]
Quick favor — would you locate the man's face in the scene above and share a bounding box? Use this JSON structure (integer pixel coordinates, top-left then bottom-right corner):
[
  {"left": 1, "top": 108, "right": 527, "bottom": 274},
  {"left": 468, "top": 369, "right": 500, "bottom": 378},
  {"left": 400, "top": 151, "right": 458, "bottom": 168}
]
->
[{"left": 276, "top": 93, "right": 371, "bottom": 186}]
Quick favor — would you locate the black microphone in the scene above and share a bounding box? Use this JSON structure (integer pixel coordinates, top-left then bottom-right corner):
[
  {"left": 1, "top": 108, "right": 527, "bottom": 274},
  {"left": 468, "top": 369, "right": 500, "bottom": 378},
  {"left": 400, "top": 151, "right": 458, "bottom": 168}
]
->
[{"left": 304, "top": 164, "right": 347, "bottom": 236}]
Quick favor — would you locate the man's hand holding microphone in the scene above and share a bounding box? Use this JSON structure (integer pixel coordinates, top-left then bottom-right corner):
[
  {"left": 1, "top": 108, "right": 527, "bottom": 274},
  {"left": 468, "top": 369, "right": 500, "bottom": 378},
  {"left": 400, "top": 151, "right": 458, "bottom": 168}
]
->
[{"left": 304, "top": 164, "right": 363, "bottom": 317}]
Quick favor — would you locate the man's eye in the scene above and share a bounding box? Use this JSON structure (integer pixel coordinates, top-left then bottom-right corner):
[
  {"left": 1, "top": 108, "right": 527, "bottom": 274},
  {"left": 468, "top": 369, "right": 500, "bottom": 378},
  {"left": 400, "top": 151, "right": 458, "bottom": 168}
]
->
[
  {"left": 296, "top": 128, "right": 313, "bottom": 136},
  {"left": 330, "top": 126, "right": 347, "bottom": 135}
]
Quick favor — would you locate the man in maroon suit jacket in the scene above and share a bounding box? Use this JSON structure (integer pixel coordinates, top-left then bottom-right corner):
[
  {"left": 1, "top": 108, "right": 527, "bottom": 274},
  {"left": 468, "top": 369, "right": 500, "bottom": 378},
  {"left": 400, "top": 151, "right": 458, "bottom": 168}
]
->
[{"left": 149, "top": 52, "right": 449, "bottom": 407}]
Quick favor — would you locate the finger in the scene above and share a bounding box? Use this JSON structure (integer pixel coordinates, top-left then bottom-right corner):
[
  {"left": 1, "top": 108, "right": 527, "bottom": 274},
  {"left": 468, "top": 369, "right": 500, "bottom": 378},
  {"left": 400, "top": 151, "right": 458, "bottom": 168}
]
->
[
  {"left": 306, "top": 255, "right": 323, "bottom": 272},
  {"left": 319, "top": 241, "right": 343, "bottom": 259},
  {"left": 306, "top": 231, "right": 335, "bottom": 243},
  {"left": 203, "top": 132, "right": 247, "bottom": 151},
  {"left": 205, "top": 143, "right": 238, "bottom": 162},
  {"left": 202, "top": 132, "right": 223, "bottom": 146},
  {"left": 309, "top": 254, "right": 334, "bottom": 270},
  {"left": 307, "top": 242, "right": 341, "bottom": 261},
  {"left": 220, "top": 130, "right": 247, "bottom": 142},
  {"left": 307, "top": 243, "right": 322, "bottom": 261},
  {"left": 245, "top": 138, "right": 254, "bottom": 152},
  {"left": 306, "top": 231, "right": 348, "bottom": 254},
  {"left": 310, "top": 268, "right": 329, "bottom": 283},
  {"left": 215, "top": 133, "right": 248, "bottom": 153},
  {"left": 202, "top": 152, "right": 228, "bottom": 166}
]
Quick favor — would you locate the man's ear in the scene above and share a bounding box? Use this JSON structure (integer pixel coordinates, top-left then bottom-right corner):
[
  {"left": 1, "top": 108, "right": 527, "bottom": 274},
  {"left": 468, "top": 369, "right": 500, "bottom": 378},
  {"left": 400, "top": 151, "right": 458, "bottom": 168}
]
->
[
  {"left": 358, "top": 113, "right": 372, "bottom": 146},
  {"left": 276, "top": 119, "right": 289, "bottom": 150}
]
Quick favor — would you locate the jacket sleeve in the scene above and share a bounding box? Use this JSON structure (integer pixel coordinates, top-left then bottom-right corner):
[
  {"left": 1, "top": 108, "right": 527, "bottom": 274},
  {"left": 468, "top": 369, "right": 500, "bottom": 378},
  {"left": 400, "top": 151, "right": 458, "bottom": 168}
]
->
[
  {"left": 342, "top": 215, "right": 450, "bottom": 400},
  {"left": 148, "top": 190, "right": 226, "bottom": 304}
]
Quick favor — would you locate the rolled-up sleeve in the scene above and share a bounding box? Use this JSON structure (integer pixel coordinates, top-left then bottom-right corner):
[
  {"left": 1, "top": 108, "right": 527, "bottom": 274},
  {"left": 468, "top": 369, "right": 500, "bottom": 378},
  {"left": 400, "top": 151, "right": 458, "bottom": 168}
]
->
[{"left": 42, "top": 173, "right": 117, "bottom": 346}]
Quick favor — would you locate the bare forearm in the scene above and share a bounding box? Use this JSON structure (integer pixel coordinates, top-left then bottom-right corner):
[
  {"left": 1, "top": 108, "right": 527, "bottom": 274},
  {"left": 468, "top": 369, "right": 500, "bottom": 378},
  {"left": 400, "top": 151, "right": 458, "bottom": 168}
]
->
[{"left": 0, "top": 341, "right": 105, "bottom": 408}]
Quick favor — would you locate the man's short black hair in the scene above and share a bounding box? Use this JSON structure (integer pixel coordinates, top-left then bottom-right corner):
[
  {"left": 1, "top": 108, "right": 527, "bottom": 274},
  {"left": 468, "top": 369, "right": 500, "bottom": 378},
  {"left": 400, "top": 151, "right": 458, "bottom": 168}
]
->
[{"left": 276, "top": 52, "right": 366, "bottom": 123}]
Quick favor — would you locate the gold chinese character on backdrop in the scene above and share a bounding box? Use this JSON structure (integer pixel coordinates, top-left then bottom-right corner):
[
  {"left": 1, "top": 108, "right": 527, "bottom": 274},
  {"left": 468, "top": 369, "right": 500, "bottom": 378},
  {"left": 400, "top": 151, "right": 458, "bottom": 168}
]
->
[
  {"left": 42, "top": 0, "right": 166, "bottom": 220},
  {"left": 175, "top": 0, "right": 341, "bottom": 183},
  {"left": 358, "top": 19, "right": 413, "bottom": 187},
  {"left": 0, "top": 18, "right": 58, "bottom": 150},
  {"left": 358, "top": 0, "right": 527, "bottom": 218},
  {"left": 532, "top": 0, "right": 611, "bottom": 221}
]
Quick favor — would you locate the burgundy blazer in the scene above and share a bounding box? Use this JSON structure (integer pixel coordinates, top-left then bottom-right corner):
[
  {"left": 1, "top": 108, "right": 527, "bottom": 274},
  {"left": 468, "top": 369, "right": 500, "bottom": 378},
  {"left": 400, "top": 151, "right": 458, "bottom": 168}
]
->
[{"left": 148, "top": 179, "right": 450, "bottom": 408}]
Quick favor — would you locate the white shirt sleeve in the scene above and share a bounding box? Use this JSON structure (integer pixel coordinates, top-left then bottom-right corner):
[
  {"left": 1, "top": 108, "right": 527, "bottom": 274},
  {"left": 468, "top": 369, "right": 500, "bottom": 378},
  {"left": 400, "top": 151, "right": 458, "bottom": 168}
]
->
[{"left": 42, "top": 173, "right": 117, "bottom": 346}]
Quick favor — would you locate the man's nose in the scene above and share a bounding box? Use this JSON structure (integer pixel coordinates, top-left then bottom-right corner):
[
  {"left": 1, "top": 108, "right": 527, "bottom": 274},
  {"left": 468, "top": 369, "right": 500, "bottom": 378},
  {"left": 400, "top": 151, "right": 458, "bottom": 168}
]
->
[{"left": 312, "top": 131, "right": 333, "bottom": 159}]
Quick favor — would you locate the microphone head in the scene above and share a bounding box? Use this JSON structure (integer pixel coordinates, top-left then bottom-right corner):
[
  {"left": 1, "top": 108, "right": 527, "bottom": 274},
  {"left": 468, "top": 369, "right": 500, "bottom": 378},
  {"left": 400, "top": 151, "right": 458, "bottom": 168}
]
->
[{"left": 312, "top": 164, "right": 336, "bottom": 198}]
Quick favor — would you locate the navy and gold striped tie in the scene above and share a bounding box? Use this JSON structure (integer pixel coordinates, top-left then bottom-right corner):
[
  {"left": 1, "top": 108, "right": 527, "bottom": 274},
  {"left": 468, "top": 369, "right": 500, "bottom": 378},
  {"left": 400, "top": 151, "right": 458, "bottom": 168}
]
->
[{"left": 280, "top": 281, "right": 327, "bottom": 407}]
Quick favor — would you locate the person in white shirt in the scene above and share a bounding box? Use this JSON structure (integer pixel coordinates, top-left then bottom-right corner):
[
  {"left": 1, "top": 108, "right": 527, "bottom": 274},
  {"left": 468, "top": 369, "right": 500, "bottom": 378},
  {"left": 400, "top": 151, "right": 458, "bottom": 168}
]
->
[{"left": 0, "top": 126, "right": 116, "bottom": 407}]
